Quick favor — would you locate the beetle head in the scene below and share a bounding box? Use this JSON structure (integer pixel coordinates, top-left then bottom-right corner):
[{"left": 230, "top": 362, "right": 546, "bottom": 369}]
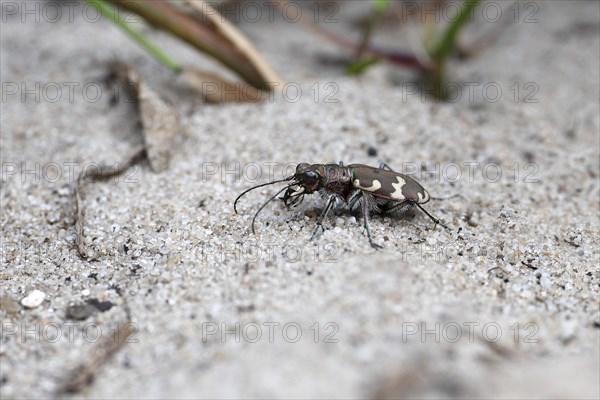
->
[
  {"left": 234, "top": 163, "right": 328, "bottom": 232},
  {"left": 294, "top": 163, "right": 324, "bottom": 193},
  {"left": 280, "top": 163, "right": 324, "bottom": 207}
]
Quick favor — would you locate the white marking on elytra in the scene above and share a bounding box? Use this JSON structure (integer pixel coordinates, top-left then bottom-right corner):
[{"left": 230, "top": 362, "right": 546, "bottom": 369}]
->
[
  {"left": 390, "top": 176, "right": 407, "bottom": 200},
  {"left": 353, "top": 179, "right": 381, "bottom": 192},
  {"left": 417, "top": 191, "right": 430, "bottom": 203}
]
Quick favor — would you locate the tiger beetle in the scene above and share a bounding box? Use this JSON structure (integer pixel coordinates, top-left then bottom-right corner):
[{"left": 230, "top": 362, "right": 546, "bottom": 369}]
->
[{"left": 234, "top": 162, "right": 450, "bottom": 249}]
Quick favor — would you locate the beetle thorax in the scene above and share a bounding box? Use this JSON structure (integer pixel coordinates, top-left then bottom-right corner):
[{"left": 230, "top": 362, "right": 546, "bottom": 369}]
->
[{"left": 320, "top": 164, "right": 353, "bottom": 199}]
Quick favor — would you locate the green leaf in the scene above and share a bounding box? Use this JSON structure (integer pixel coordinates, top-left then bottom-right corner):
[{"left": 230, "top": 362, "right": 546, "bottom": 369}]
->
[
  {"left": 346, "top": 58, "right": 380, "bottom": 76},
  {"left": 430, "top": 0, "right": 480, "bottom": 58},
  {"left": 374, "top": 0, "right": 390, "bottom": 13}
]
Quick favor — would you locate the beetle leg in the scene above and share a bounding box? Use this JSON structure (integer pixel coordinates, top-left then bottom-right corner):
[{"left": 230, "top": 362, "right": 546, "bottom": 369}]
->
[
  {"left": 310, "top": 195, "right": 336, "bottom": 241},
  {"left": 361, "top": 195, "right": 383, "bottom": 249},
  {"left": 381, "top": 200, "right": 413, "bottom": 215},
  {"left": 346, "top": 189, "right": 362, "bottom": 210},
  {"left": 413, "top": 202, "right": 450, "bottom": 230},
  {"left": 378, "top": 162, "right": 394, "bottom": 171},
  {"left": 384, "top": 200, "right": 449, "bottom": 230}
]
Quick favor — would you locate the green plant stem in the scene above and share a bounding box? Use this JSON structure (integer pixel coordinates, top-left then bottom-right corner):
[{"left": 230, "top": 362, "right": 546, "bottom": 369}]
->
[
  {"left": 355, "top": 0, "right": 389, "bottom": 60},
  {"left": 431, "top": 0, "right": 480, "bottom": 58},
  {"left": 427, "top": 0, "right": 480, "bottom": 99},
  {"left": 86, "top": 0, "right": 182, "bottom": 72}
]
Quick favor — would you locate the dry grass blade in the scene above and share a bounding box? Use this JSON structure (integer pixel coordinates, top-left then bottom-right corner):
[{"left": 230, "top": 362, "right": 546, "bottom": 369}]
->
[
  {"left": 105, "top": 0, "right": 281, "bottom": 91},
  {"left": 180, "top": 67, "right": 265, "bottom": 103},
  {"left": 186, "top": 0, "right": 284, "bottom": 90}
]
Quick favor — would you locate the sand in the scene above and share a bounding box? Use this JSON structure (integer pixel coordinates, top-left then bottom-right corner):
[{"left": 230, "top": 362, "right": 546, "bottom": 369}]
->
[{"left": 1, "top": 1, "right": 599, "bottom": 398}]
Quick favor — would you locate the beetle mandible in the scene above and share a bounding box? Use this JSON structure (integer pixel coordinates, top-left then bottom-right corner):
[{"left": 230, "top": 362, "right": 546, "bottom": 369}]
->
[{"left": 234, "top": 162, "right": 449, "bottom": 249}]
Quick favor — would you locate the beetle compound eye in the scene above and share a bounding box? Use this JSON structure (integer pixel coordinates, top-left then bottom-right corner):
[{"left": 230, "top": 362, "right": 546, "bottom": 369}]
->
[{"left": 303, "top": 171, "right": 319, "bottom": 185}]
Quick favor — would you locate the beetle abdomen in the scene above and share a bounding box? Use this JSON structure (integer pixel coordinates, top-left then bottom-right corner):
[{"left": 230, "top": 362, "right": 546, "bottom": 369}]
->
[{"left": 350, "top": 166, "right": 430, "bottom": 204}]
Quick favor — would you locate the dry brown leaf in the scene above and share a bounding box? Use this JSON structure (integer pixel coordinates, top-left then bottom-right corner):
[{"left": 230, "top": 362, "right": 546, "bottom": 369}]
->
[
  {"left": 137, "top": 81, "right": 179, "bottom": 171},
  {"left": 112, "top": 63, "right": 179, "bottom": 172}
]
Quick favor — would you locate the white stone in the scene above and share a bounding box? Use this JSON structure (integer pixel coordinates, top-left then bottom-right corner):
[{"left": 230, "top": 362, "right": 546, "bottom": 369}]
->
[{"left": 21, "top": 290, "right": 46, "bottom": 308}]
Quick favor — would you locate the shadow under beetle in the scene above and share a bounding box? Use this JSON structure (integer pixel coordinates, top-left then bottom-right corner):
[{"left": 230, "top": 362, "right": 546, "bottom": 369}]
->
[{"left": 234, "top": 162, "right": 450, "bottom": 249}]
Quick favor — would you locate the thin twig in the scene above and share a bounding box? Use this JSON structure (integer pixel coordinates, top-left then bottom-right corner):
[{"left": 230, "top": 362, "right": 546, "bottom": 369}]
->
[
  {"left": 276, "top": 0, "right": 430, "bottom": 72},
  {"left": 75, "top": 146, "right": 146, "bottom": 260},
  {"left": 56, "top": 309, "right": 135, "bottom": 394},
  {"left": 57, "top": 285, "right": 132, "bottom": 395}
]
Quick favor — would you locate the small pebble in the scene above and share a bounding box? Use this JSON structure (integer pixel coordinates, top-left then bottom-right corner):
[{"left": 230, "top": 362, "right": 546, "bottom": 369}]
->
[
  {"left": 65, "top": 298, "right": 114, "bottom": 320},
  {"left": 66, "top": 303, "right": 96, "bottom": 320},
  {"left": 21, "top": 290, "right": 46, "bottom": 309},
  {"left": 304, "top": 210, "right": 318, "bottom": 219},
  {"left": 81, "top": 289, "right": 91, "bottom": 296},
  {"left": 86, "top": 298, "right": 114, "bottom": 312}
]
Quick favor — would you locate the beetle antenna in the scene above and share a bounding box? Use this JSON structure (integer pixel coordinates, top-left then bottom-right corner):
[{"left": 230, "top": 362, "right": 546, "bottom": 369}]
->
[
  {"left": 234, "top": 176, "right": 294, "bottom": 213},
  {"left": 251, "top": 185, "right": 293, "bottom": 234},
  {"left": 414, "top": 203, "right": 450, "bottom": 231}
]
